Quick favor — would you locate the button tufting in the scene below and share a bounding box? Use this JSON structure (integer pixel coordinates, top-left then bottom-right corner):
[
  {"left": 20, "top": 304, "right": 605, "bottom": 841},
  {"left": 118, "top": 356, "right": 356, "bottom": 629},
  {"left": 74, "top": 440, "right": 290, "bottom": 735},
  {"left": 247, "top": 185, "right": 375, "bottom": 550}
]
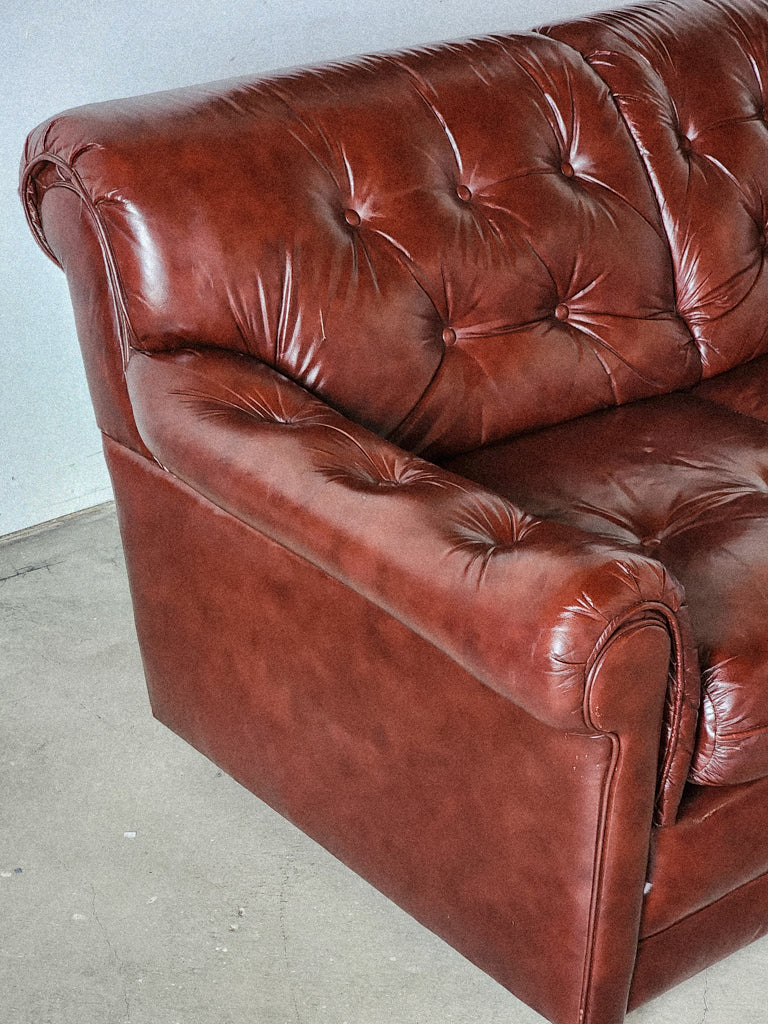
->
[
  {"left": 554, "top": 303, "right": 570, "bottom": 321},
  {"left": 442, "top": 327, "right": 457, "bottom": 345},
  {"left": 560, "top": 161, "right": 575, "bottom": 178},
  {"left": 456, "top": 184, "right": 472, "bottom": 201},
  {"left": 344, "top": 208, "right": 361, "bottom": 227}
]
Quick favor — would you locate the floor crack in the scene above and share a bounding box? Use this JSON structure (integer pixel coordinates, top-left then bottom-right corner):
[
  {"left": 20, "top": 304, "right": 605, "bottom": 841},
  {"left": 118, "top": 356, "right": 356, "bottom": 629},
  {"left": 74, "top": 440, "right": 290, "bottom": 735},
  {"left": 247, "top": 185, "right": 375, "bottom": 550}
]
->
[
  {"left": 90, "top": 884, "right": 130, "bottom": 1021},
  {"left": 0, "top": 560, "right": 60, "bottom": 583},
  {"left": 278, "top": 861, "right": 304, "bottom": 1024},
  {"left": 697, "top": 971, "right": 710, "bottom": 1024}
]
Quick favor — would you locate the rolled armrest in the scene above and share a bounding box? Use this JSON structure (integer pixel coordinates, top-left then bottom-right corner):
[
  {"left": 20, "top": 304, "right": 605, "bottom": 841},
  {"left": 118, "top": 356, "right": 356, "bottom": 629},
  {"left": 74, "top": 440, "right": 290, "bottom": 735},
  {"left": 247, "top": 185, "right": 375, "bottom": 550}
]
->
[{"left": 125, "top": 346, "right": 699, "bottom": 820}]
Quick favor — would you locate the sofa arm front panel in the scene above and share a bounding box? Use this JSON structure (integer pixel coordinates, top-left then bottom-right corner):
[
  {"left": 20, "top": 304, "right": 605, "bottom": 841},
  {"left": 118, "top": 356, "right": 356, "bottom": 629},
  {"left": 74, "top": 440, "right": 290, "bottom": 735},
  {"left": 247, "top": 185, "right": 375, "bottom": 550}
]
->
[
  {"left": 124, "top": 345, "right": 699, "bottom": 821},
  {"left": 20, "top": 162, "right": 148, "bottom": 454}
]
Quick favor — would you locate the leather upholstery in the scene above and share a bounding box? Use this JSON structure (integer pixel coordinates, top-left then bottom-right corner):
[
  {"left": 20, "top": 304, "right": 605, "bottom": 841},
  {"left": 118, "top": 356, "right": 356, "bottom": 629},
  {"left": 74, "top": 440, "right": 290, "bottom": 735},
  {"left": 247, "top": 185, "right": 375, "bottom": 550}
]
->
[
  {"left": 19, "top": 1, "right": 768, "bottom": 1021},
  {"left": 105, "top": 434, "right": 675, "bottom": 1024},
  {"left": 124, "top": 345, "right": 698, "bottom": 805},
  {"left": 446, "top": 392, "right": 768, "bottom": 787},
  {"left": 643, "top": 778, "right": 768, "bottom": 939},
  {"left": 695, "top": 350, "right": 768, "bottom": 421},
  {"left": 543, "top": 0, "right": 768, "bottom": 378},
  {"left": 22, "top": 32, "right": 698, "bottom": 459}
]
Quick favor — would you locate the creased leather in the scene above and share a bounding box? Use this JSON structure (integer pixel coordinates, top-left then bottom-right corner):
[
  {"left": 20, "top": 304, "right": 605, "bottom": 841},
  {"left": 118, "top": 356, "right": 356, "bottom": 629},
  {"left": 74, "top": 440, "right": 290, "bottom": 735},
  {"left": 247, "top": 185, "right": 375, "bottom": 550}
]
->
[
  {"left": 447, "top": 393, "right": 768, "bottom": 787},
  {"left": 542, "top": 0, "right": 768, "bottom": 378},
  {"left": 21, "top": 31, "right": 698, "bottom": 459},
  {"left": 125, "top": 345, "right": 697, "bottom": 819}
]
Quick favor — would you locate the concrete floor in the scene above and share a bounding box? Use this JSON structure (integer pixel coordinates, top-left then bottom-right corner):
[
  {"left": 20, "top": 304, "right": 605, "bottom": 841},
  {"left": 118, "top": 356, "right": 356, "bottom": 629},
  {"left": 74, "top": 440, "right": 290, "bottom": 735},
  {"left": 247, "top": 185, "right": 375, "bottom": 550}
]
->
[{"left": 1, "top": 502, "right": 766, "bottom": 1024}]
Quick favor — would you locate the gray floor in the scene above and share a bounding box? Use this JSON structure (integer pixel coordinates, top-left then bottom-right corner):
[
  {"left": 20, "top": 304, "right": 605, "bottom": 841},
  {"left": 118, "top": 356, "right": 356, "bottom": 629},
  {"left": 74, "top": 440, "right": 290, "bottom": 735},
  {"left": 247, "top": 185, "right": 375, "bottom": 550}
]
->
[{"left": 1, "top": 503, "right": 766, "bottom": 1024}]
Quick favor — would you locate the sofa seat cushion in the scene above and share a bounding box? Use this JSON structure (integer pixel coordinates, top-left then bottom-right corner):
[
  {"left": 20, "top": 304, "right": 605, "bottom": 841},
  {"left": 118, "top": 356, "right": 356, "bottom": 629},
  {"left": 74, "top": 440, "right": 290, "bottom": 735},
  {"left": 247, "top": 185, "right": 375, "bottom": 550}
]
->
[{"left": 444, "top": 392, "right": 768, "bottom": 787}]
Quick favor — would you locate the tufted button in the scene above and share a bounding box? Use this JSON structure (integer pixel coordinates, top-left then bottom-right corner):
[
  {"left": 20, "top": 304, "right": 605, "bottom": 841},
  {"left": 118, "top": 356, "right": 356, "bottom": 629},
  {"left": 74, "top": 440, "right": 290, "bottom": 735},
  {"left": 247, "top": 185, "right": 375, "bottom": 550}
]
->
[
  {"left": 640, "top": 537, "right": 662, "bottom": 549},
  {"left": 442, "top": 327, "right": 457, "bottom": 345},
  {"left": 554, "top": 303, "right": 570, "bottom": 321},
  {"left": 450, "top": 494, "right": 539, "bottom": 556},
  {"left": 678, "top": 135, "right": 692, "bottom": 155},
  {"left": 344, "top": 208, "right": 361, "bottom": 227},
  {"left": 317, "top": 447, "right": 445, "bottom": 490},
  {"left": 560, "top": 161, "right": 575, "bottom": 178},
  {"left": 456, "top": 184, "right": 472, "bottom": 202}
]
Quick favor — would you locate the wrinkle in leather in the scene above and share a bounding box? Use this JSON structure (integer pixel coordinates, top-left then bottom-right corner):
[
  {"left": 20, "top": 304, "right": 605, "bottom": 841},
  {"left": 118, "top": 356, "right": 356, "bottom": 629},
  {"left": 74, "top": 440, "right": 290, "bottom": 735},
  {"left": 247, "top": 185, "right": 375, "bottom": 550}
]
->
[
  {"left": 124, "top": 345, "right": 695, "bottom": 815},
  {"left": 24, "top": 31, "right": 698, "bottom": 459},
  {"left": 446, "top": 392, "right": 768, "bottom": 786}
]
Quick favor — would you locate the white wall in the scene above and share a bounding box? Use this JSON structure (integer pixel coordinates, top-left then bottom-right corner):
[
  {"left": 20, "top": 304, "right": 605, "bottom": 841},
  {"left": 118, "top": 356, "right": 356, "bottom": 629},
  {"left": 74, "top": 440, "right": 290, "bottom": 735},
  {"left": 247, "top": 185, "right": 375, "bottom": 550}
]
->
[{"left": 1, "top": 0, "right": 611, "bottom": 536}]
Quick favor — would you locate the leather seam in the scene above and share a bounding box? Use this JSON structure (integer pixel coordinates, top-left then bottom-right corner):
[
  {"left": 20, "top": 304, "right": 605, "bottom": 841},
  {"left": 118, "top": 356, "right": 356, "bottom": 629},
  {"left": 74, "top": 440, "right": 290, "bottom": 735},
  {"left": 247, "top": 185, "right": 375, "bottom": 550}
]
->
[
  {"left": 21, "top": 152, "right": 136, "bottom": 371},
  {"left": 387, "top": 349, "right": 448, "bottom": 452},
  {"left": 583, "top": 599, "right": 691, "bottom": 824},
  {"left": 715, "top": 721, "right": 768, "bottom": 740},
  {"left": 639, "top": 867, "right": 768, "bottom": 943},
  {"left": 690, "top": 688, "right": 720, "bottom": 779},
  {"left": 691, "top": 386, "right": 768, "bottom": 430},
  {"left": 579, "top": 731, "right": 622, "bottom": 1022}
]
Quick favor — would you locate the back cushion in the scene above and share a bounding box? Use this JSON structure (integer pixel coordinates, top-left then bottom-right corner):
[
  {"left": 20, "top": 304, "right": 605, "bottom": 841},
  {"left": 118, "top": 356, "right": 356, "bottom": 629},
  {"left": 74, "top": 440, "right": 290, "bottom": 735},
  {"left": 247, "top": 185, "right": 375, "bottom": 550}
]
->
[
  {"left": 543, "top": 0, "right": 768, "bottom": 379},
  {"left": 31, "top": 32, "right": 698, "bottom": 456}
]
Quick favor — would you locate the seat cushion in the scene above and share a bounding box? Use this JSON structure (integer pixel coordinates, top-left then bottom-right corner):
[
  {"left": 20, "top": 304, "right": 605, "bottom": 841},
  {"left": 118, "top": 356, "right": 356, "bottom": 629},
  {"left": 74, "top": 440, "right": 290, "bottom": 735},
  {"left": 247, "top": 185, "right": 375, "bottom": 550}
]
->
[{"left": 444, "top": 392, "right": 768, "bottom": 787}]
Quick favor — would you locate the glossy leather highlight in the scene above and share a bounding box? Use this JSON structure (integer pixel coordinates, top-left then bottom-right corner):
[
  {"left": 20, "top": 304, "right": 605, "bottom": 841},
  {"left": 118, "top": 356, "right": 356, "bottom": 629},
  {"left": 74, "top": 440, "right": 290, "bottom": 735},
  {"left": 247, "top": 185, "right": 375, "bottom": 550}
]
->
[
  {"left": 19, "top": 1, "right": 768, "bottom": 1021},
  {"left": 544, "top": 0, "right": 768, "bottom": 378},
  {"left": 446, "top": 393, "right": 768, "bottom": 786},
  {"left": 22, "top": 32, "right": 698, "bottom": 459}
]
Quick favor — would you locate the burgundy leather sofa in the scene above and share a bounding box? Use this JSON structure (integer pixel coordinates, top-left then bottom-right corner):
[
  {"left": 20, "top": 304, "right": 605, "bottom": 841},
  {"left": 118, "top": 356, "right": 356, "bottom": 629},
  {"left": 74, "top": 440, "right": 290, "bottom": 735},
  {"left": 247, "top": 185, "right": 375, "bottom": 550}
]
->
[{"left": 20, "top": 0, "right": 768, "bottom": 1020}]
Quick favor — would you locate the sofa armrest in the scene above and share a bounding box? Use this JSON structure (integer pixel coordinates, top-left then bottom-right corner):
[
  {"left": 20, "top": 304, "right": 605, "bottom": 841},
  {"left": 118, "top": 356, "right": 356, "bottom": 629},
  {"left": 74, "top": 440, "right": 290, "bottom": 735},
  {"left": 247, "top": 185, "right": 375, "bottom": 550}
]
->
[{"left": 125, "top": 346, "right": 699, "bottom": 822}]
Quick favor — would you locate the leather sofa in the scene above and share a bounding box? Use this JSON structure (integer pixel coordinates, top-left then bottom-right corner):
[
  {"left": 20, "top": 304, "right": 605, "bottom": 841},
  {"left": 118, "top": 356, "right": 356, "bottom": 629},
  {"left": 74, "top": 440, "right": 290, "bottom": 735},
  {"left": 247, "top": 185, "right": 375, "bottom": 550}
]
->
[{"left": 20, "top": 0, "right": 768, "bottom": 1020}]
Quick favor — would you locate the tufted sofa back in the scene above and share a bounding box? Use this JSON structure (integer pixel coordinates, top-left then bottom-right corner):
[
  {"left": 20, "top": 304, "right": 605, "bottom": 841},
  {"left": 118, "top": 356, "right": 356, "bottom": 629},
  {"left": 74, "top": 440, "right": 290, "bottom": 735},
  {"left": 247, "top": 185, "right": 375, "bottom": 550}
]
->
[
  {"left": 544, "top": 0, "right": 768, "bottom": 378},
  {"left": 23, "top": 32, "right": 700, "bottom": 459}
]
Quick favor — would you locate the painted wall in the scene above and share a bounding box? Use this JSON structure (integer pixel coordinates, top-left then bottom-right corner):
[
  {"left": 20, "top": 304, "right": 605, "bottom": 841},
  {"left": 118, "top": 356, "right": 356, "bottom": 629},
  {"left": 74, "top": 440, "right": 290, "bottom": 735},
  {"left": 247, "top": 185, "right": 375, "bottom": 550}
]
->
[{"left": 2, "top": 0, "right": 612, "bottom": 536}]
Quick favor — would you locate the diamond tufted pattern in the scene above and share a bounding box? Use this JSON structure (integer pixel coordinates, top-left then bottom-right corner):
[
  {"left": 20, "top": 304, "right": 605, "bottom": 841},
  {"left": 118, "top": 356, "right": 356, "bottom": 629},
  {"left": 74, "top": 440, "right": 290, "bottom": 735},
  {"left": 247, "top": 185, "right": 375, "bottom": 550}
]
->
[
  {"left": 543, "top": 0, "right": 768, "bottom": 378},
  {"left": 24, "top": 3, "right": 768, "bottom": 1018},
  {"left": 23, "top": 31, "right": 699, "bottom": 459}
]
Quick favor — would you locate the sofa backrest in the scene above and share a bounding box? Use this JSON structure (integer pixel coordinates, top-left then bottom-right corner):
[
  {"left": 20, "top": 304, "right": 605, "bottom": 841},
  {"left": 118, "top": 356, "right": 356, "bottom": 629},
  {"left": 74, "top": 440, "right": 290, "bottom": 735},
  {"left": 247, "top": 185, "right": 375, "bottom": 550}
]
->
[
  {"left": 543, "top": 0, "right": 768, "bottom": 379},
  {"left": 23, "top": 30, "right": 701, "bottom": 458}
]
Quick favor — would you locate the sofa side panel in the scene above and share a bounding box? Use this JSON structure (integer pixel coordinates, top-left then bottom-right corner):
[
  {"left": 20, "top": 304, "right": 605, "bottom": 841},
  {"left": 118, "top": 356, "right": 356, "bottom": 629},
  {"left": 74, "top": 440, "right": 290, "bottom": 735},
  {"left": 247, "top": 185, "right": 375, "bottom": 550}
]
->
[{"left": 103, "top": 436, "right": 673, "bottom": 1024}]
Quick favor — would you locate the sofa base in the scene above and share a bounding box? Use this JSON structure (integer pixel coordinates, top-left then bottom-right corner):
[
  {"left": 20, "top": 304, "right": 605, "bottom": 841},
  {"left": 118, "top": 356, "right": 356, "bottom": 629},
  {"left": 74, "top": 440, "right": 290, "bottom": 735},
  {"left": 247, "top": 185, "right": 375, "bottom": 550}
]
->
[{"left": 630, "top": 870, "right": 768, "bottom": 1009}]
